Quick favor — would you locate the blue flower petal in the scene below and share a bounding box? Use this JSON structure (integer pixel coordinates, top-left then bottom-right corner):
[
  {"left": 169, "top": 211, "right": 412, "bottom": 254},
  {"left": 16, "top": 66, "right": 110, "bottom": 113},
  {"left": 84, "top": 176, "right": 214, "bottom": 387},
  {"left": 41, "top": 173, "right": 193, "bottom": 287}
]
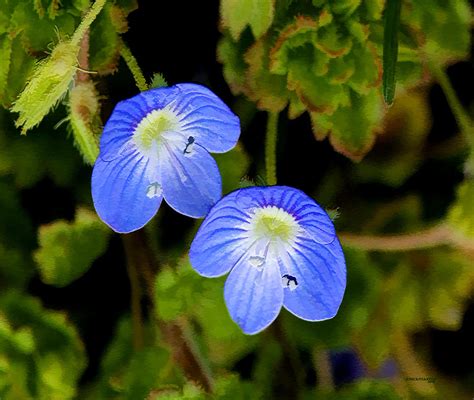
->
[
  {"left": 159, "top": 132, "right": 222, "bottom": 218},
  {"left": 98, "top": 87, "right": 180, "bottom": 161},
  {"left": 190, "top": 202, "right": 253, "bottom": 277},
  {"left": 92, "top": 144, "right": 162, "bottom": 233},
  {"left": 171, "top": 83, "right": 240, "bottom": 153},
  {"left": 258, "top": 186, "right": 336, "bottom": 245},
  {"left": 278, "top": 236, "right": 346, "bottom": 321},
  {"left": 224, "top": 252, "right": 283, "bottom": 334}
]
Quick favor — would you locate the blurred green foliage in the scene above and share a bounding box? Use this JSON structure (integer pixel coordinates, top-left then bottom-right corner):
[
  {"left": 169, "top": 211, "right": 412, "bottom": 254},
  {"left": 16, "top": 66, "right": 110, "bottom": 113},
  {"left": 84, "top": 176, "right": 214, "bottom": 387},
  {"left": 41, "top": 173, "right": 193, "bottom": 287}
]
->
[
  {"left": 218, "top": 0, "right": 470, "bottom": 160},
  {"left": 0, "top": 0, "right": 472, "bottom": 399}
]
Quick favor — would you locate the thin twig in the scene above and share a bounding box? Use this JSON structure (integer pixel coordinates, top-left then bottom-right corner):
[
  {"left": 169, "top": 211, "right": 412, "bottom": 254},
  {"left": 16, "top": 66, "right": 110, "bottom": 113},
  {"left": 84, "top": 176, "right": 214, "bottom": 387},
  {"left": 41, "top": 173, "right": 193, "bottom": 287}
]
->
[
  {"left": 339, "top": 224, "right": 474, "bottom": 252},
  {"left": 122, "top": 236, "right": 145, "bottom": 350},
  {"left": 123, "top": 231, "right": 215, "bottom": 393}
]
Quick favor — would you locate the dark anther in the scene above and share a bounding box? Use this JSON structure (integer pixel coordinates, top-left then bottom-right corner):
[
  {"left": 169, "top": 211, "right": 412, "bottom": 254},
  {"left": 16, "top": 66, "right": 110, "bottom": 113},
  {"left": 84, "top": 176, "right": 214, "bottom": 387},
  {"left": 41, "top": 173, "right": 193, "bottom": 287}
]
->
[
  {"left": 183, "top": 136, "right": 195, "bottom": 154},
  {"left": 282, "top": 274, "right": 298, "bottom": 286}
]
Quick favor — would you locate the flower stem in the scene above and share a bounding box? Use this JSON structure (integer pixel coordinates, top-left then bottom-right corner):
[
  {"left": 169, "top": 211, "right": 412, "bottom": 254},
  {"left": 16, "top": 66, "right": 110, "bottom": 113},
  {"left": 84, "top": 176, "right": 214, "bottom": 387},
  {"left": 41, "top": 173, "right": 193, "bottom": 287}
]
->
[
  {"left": 265, "top": 112, "right": 279, "bottom": 186},
  {"left": 71, "top": 0, "right": 107, "bottom": 47},
  {"left": 428, "top": 61, "right": 474, "bottom": 148},
  {"left": 339, "top": 224, "right": 474, "bottom": 252},
  {"left": 120, "top": 41, "right": 148, "bottom": 92},
  {"left": 312, "top": 348, "right": 334, "bottom": 391},
  {"left": 123, "top": 231, "right": 215, "bottom": 393},
  {"left": 122, "top": 236, "right": 145, "bottom": 350}
]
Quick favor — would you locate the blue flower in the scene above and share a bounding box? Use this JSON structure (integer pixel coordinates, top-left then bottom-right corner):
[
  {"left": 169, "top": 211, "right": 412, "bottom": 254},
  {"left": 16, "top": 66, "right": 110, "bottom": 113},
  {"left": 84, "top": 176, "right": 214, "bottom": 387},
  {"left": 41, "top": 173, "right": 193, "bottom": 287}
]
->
[
  {"left": 189, "top": 186, "right": 346, "bottom": 335},
  {"left": 91, "top": 83, "right": 240, "bottom": 233}
]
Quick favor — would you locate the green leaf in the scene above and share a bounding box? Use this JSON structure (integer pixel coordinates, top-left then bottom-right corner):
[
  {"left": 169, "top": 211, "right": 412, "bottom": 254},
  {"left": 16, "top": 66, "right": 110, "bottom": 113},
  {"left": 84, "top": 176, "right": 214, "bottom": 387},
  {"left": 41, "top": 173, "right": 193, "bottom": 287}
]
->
[
  {"left": 269, "top": 16, "right": 318, "bottom": 75},
  {"left": 0, "top": 35, "right": 12, "bottom": 103},
  {"left": 89, "top": 3, "right": 121, "bottom": 74},
  {"left": 0, "top": 108, "right": 83, "bottom": 188},
  {"left": 214, "top": 145, "right": 250, "bottom": 194},
  {"left": 154, "top": 260, "right": 258, "bottom": 367},
  {"left": 0, "top": 36, "right": 35, "bottom": 109},
  {"left": 310, "top": 89, "right": 383, "bottom": 161},
  {"left": 426, "top": 250, "right": 474, "bottom": 330},
  {"left": 0, "top": 180, "right": 35, "bottom": 288},
  {"left": 217, "top": 34, "right": 250, "bottom": 95},
  {"left": 11, "top": 41, "right": 79, "bottom": 133},
  {"left": 409, "top": 0, "right": 470, "bottom": 63},
  {"left": 284, "top": 248, "right": 382, "bottom": 351},
  {"left": 87, "top": 317, "right": 171, "bottom": 400},
  {"left": 447, "top": 179, "right": 474, "bottom": 239},
  {"left": 314, "top": 379, "right": 402, "bottom": 399},
  {"left": 348, "top": 43, "right": 382, "bottom": 95},
  {"left": 352, "top": 91, "right": 431, "bottom": 186},
  {"left": 220, "top": 0, "right": 275, "bottom": 40},
  {"left": 287, "top": 46, "right": 350, "bottom": 114},
  {"left": 150, "top": 72, "right": 168, "bottom": 89},
  {"left": 0, "top": 291, "right": 86, "bottom": 400},
  {"left": 382, "top": 0, "right": 401, "bottom": 105},
  {"left": 244, "top": 38, "right": 289, "bottom": 112},
  {"left": 34, "top": 208, "right": 111, "bottom": 287}
]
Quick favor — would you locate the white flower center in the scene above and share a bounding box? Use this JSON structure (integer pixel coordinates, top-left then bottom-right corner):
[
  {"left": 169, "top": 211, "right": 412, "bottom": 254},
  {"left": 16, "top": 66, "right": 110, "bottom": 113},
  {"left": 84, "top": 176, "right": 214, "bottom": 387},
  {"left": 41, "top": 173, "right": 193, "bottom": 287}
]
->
[
  {"left": 249, "top": 206, "right": 299, "bottom": 244},
  {"left": 132, "top": 107, "right": 181, "bottom": 154}
]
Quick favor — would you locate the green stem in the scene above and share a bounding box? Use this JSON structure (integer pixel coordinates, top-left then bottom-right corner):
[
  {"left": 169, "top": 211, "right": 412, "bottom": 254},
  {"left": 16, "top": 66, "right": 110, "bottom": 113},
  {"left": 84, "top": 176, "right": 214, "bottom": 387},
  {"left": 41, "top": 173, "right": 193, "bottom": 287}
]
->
[
  {"left": 265, "top": 112, "right": 279, "bottom": 185},
  {"left": 120, "top": 42, "right": 148, "bottom": 92},
  {"left": 71, "top": 0, "right": 107, "bottom": 47},
  {"left": 428, "top": 61, "right": 474, "bottom": 148}
]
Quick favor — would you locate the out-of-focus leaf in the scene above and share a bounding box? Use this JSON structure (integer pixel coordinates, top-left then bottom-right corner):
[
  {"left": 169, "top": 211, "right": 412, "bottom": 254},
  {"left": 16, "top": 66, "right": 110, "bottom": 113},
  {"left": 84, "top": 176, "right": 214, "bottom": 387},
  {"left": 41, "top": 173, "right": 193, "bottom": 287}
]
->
[
  {"left": 34, "top": 207, "right": 111, "bottom": 287},
  {"left": 386, "top": 263, "right": 424, "bottom": 331},
  {"left": 214, "top": 145, "right": 250, "bottom": 194},
  {"left": 0, "top": 109, "right": 82, "bottom": 188},
  {"left": 217, "top": 34, "right": 250, "bottom": 95},
  {"left": 220, "top": 0, "right": 274, "bottom": 40},
  {"left": 409, "top": 0, "right": 470, "bottom": 63},
  {"left": 352, "top": 91, "right": 431, "bottom": 186},
  {"left": 314, "top": 379, "right": 402, "bottom": 399},
  {"left": 86, "top": 317, "right": 171, "bottom": 400},
  {"left": 0, "top": 36, "right": 35, "bottom": 108},
  {"left": 89, "top": 3, "right": 122, "bottom": 74},
  {"left": 311, "top": 89, "right": 383, "bottom": 161},
  {"left": 426, "top": 250, "right": 474, "bottom": 330},
  {"left": 284, "top": 248, "right": 382, "bottom": 351},
  {"left": 0, "top": 180, "right": 35, "bottom": 288},
  {"left": 0, "top": 291, "right": 86, "bottom": 400},
  {"left": 244, "top": 38, "right": 289, "bottom": 112},
  {"left": 447, "top": 179, "right": 474, "bottom": 239},
  {"left": 155, "top": 260, "right": 258, "bottom": 367}
]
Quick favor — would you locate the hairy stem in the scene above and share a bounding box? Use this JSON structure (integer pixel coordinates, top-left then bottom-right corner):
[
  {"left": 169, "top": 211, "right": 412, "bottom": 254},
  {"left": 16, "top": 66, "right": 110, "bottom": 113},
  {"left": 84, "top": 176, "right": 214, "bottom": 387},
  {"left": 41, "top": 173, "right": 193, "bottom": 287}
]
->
[
  {"left": 71, "top": 0, "right": 107, "bottom": 47},
  {"left": 339, "top": 224, "right": 474, "bottom": 252},
  {"left": 120, "top": 42, "right": 148, "bottom": 92},
  {"left": 265, "top": 112, "right": 279, "bottom": 186}
]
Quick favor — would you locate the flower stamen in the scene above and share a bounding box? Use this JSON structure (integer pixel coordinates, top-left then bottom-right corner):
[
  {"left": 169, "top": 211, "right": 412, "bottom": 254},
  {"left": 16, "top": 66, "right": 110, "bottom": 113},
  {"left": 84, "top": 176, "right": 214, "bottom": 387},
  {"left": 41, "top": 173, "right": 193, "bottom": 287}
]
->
[{"left": 133, "top": 107, "right": 181, "bottom": 153}]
